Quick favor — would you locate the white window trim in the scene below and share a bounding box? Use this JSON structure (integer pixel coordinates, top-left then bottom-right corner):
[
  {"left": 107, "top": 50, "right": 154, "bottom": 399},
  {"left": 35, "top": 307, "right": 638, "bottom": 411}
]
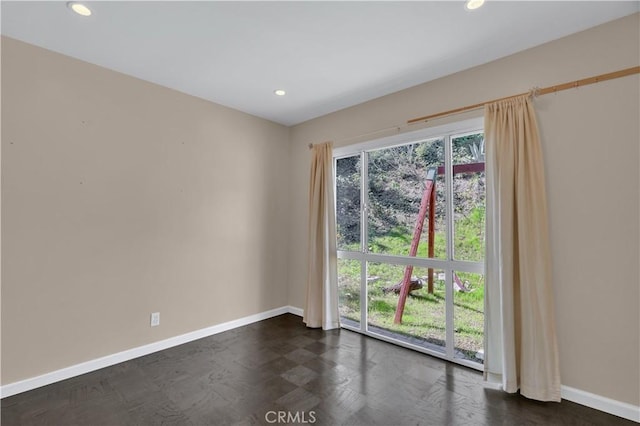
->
[{"left": 333, "top": 117, "right": 483, "bottom": 158}]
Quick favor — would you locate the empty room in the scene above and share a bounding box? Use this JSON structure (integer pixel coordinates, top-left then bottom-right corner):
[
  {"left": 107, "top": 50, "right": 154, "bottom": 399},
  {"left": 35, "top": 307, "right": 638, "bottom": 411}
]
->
[{"left": 1, "top": 1, "right": 639, "bottom": 425}]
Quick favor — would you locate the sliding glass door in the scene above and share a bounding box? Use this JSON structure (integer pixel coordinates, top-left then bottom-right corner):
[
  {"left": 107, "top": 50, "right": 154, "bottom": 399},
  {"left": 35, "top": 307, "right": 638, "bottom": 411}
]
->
[{"left": 335, "top": 119, "right": 485, "bottom": 369}]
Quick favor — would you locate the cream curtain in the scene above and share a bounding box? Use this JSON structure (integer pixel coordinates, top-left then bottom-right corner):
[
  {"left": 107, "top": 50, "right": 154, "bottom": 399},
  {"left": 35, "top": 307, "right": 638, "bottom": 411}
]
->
[
  {"left": 484, "top": 95, "right": 561, "bottom": 401},
  {"left": 303, "top": 142, "right": 340, "bottom": 330}
]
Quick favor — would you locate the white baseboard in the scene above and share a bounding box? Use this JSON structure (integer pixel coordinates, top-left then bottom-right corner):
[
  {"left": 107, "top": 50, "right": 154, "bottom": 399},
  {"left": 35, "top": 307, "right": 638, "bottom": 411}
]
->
[
  {"left": 561, "top": 385, "right": 640, "bottom": 423},
  {"left": 288, "top": 305, "right": 304, "bottom": 317},
  {"left": 1, "top": 305, "right": 301, "bottom": 399}
]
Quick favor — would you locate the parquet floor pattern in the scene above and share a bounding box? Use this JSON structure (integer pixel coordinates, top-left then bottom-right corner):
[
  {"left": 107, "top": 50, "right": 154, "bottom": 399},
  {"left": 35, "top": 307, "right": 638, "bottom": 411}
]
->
[{"left": 1, "top": 314, "right": 635, "bottom": 425}]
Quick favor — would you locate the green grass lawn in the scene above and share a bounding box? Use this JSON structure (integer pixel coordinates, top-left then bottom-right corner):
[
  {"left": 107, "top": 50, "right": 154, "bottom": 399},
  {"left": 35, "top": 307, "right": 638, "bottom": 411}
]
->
[
  {"left": 338, "top": 224, "right": 485, "bottom": 363},
  {"left": 339, "top": 266, "right": 484, "bottom": 362}
]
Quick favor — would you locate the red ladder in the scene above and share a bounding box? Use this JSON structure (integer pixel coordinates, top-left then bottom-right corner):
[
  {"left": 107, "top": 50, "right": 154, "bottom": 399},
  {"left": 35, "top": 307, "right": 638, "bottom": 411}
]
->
[
  {"left": 393, "top": 167, "right": 437, "bottom": 324},
  {"left": 393, "top": 162, "right": 485, "bottom": 324}
]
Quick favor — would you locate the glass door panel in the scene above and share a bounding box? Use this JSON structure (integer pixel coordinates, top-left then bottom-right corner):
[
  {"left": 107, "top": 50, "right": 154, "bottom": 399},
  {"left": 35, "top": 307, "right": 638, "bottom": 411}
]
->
[
  {"left": 367, "top": 262, "right": 446, "bottom": 355},
  {"left": 453, "top": 271, "right": 485, "bottom": 364},
  {"left": 452, "top": 133, "right": 485, "bottom": 262},
  {"left": 337, "top": 258, "right": 361, "bottom": 328},
  {"left": 366, "top": 139, "right": 447, "bottom": 259},
  {"left": 336, "top": 155, "right": 361, "bottom": 251}
]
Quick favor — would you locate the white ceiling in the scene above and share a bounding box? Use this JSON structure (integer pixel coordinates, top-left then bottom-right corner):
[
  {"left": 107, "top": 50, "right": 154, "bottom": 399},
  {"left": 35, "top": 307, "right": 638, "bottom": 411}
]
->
[{"left": 2, "top": 1, "right": 638, "bottom": 126}]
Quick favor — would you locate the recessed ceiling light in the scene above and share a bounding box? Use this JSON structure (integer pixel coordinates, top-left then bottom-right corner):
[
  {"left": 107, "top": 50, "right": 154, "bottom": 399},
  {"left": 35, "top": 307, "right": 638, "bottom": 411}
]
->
[
  {"left": 465, "top": 0, "right": 485, "bottom": 11},
  {"left": 67, "top": 2, "right": 92, "bottom": 16},
  {"left": 274, "top": 89, "right": 286, "bottom": 96}
]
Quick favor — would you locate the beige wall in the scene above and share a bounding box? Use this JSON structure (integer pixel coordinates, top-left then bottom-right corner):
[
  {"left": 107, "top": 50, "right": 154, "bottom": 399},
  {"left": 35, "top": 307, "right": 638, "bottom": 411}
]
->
[
  {"left": 1, "top": 37, "right": 291, "bottom": 384},
  {"left": 288, "top": 14, "right": 640, "bottom": 405},
  {"left": 2, "top": 12, "right": 639, "bottom": 409}
]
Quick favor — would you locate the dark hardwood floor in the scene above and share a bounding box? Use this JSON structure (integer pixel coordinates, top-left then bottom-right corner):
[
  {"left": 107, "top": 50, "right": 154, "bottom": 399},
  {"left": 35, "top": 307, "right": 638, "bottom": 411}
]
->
[{"left": 1, "top": 314, "right": 635, "bottom": 425}]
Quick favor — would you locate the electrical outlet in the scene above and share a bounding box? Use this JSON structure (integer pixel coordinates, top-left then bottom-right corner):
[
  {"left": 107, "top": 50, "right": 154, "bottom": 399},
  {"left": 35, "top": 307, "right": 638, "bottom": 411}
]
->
[{"left": 150, "top": 312, "right": 160, "bottom": 327}]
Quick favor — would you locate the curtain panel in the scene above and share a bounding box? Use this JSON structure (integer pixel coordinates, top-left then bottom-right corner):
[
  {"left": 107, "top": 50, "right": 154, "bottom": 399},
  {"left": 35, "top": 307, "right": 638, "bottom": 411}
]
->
[
  {"left": 303, "top": 142, "right": 340, "bottom": 330},
  {"left": 484, "top": 95, "right": 561, "bottom": 402}
]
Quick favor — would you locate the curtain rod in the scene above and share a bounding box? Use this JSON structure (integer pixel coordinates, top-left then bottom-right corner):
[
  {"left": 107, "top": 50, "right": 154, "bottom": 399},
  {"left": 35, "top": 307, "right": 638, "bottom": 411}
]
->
[
  {"left": 308, "top": 66, "right": 639, "bottom": 149},
  {"left": 407, "top": 66, "right": 640, "bottom": 125}
]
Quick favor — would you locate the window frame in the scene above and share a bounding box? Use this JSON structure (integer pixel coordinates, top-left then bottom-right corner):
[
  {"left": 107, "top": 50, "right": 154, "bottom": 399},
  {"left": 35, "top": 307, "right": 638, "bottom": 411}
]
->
[{"left": 334, "top": 116, "right": 485, "bottom": 370}]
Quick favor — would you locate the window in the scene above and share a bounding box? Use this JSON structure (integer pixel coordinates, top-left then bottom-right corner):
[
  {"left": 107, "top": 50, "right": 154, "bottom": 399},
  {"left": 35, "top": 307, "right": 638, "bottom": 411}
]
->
[{"left": 335, "top": 118, "right": 485, "bottom": 369}]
